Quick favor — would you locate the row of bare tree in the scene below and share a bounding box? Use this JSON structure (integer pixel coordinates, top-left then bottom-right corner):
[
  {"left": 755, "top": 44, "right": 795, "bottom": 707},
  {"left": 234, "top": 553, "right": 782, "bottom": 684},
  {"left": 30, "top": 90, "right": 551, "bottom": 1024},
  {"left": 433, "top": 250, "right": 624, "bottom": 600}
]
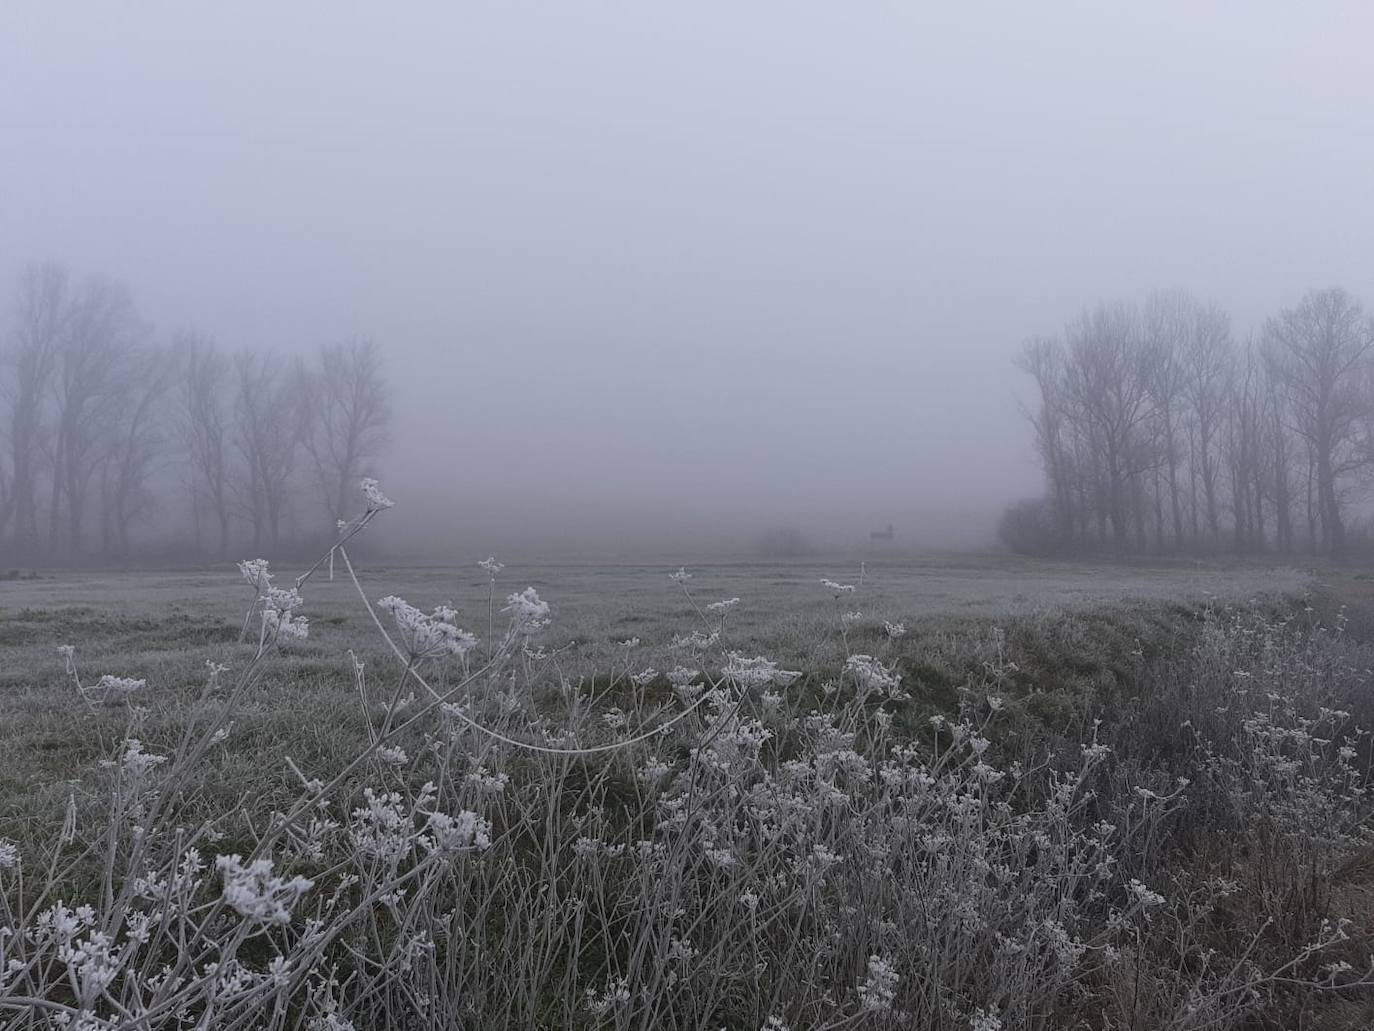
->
[
  {"left": 1008, "top": 287, "right": 1374, "bottom": 559},
  {"left": 0, "top": 263, "right": 390, "bottom": 565}
]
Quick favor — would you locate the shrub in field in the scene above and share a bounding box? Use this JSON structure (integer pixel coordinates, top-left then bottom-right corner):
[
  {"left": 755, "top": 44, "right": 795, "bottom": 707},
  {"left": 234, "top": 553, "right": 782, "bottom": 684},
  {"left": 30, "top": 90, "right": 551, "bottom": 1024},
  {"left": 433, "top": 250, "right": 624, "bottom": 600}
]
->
[{"left": 2, "top": 482, "right": 1372, "bottom": 1029}]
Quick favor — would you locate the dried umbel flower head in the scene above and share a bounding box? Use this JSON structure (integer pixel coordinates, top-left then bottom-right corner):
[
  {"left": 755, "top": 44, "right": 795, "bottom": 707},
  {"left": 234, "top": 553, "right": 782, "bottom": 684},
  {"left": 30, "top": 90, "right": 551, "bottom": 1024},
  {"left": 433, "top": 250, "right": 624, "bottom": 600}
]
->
[
  {"left": 238, "top": 558, "right": 273, "bottom": 592},
  {"left": 215, "top": 854, "right": 314, "bottom": 926},
  {"left": 478, "top": 556, "right": 504, "bottom": 577},
  {"left": 263, "top": 584, "right": 309, "bottom": 642},
  {"left": 503, "top": 587, "right": 550, "bottom": 634},
  {"left": 361, "top": 477, "right": 395, "bottom": 511},
  {"left": 377, "top": 595, "right": 477, "bottom": 662}
]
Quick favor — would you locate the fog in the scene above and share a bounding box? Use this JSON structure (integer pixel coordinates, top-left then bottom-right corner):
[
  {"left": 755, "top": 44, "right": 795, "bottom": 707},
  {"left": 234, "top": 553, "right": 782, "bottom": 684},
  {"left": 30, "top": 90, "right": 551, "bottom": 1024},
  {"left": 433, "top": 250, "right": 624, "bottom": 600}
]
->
[{"left": 5, "top": 3, "right": 1374, "bottom": 560}]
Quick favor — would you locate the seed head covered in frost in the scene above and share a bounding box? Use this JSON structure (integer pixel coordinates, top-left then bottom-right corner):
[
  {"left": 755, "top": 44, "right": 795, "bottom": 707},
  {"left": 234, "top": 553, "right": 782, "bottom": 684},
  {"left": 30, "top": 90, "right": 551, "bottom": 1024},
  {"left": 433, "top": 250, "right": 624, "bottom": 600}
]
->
[
  {"left": 263, "top": 584, "right": 309, "bottom": 642},
  {"left": 668, "top": 567, "right": 693, "bottom": 584},
  {"left": 377, "top": 596, "right": 477, "bottom": 661},
  {"left": 215, "top": 854, "right": 314, "bottom": 926},
  {"left": 0, "top": 839, "right": 18, "bottom": 869},
  {"left": 238, "top": 558, "right": 272, "bottom": 592},
  {"left": 423, "top": 810, "right": 493, "bottom": 854},
  {"left": 95, "top": 674, "right": 145, "bottom": 697},
  {"left": 820, "top": 579, "right": 856, "bottom": 596},
  {"left": 858, "top": 954, "right": 899, "bottom": 1012},
  {"left": 361, "top": 477, "right": 395, "bottom": 511},
  {"left": 724, "top": 653, "right": 801, "bottom": 689},
  {"left": 478, "top": 556, "right": 504, "bottom": 577},
  {"left": 503, "top": 587, "right": 550, "bottom": 634}
]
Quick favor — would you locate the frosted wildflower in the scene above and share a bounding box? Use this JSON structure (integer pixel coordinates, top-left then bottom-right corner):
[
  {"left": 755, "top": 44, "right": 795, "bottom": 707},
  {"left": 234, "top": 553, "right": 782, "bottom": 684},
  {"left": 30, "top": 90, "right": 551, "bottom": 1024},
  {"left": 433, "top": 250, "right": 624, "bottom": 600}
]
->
[
  {"left": 118, "top": 738, "right": 167, "bottom": 773},
  {"left": 668, "top": 567, "right": 693, "bottom": 584},
  {"left": 820, "top": 578, "right": 856, "bottom": 596},
  {"left": 762, "top": 1016, "right": 790, "bottom": 1031},
  {"left": 739, "top": 890, "right": 761, "bottom": 911},
  {"left": 361, "top": 477, "right": 394, "bottom": 511},
  {"left": 883, "top": 620, "right": 907, "bottom": 639},
  {"left": 215, "top": 854, "right": 313, "bottom": 926},
  {"left": 970, "top": 1009, "right": 1003, "bottom": 1031},
  {"left": 477, "top": 556, "right": 504, "bottom": 577},
  {"left": 59, "top": 929, "right": 122, "bottom": 1005},
  {"left": 584, "top": 977, "right": 632, "bottom": 1017},
  {"left": 810, "top": 843, "right": 844, "bottom": 868},
  {"left": 424, "top": 810, "right": 492, "bottom": 853},
  {"left": 639, "top": 756, "right": 672, "bottom": 783},
  {"left": 703, "top": 843, "right": 738, "bottom": 869},
  {"left": 262, "top": 584, "right": 308, "bottom": 642},
  {"left": 96, "top": 674, "right": 145, "bottom": 697},
  {"left": 377, "top": 595, "right": 477, "bottom": 661},
  {"left": 725, "top": 653, "right": 801, "bottom": 689},
  {"left": 350, "top": 789, "right": 413, "bottom": 864},
  {"left": 57, "top": 643, "right": 76, "bottom": 660},
  {"left": 602, "top": 708, "right": 629, "bottom": 730},
  {"left": 377, "top": 745, "right": 408, "bottom": 767},
  {"left": 631, "top": 668, "right": 658, "bottom": 687},
  {"left": 464, "top": 766, "right": 510, "bottom": 793},
  {"left": 707, "top": 597, "right": 740, "bottom": 613},
  {"left": 503, "top": 587, "right": 551, "bottom": 634},
  {"left": 238, "top": 558, "right": 272, "bottom": 592},
  {"left": 1042, "top": 918, "right": 1087, "bottom": 966},
  {"left": 986, "top": 695, "right": 1004, "bottom": 711},
  {"left": 842, "top": 610, "right": 863, "bottom": 628},
  {"left": 0, "top": 839, "right": 18, "bottom": 869},
  {"left": 668, "top": 666, "right": 699, "bottom": 686},
  {"left": 858, "top": 955, "right": 899, "bottom": 1012},
  {"left": 1128, "top": 879, "right": 1166, "bottom": 908},
  {"left": 845, "top": 654, "right": 906, "bottom": 698},
  {"left": 620, "top": 637, "right": 640, "bottom": 648},
  {"left": 308, "top": 1016, "right": 357, "bottom": 1031},
  {"left": 670, "top": 629, "right": 718, "bottom": 652}
]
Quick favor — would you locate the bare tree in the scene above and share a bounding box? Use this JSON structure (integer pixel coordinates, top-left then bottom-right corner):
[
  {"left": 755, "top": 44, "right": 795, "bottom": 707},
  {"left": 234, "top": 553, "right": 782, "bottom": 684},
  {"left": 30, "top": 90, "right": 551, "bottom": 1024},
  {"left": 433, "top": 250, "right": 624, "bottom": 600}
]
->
[
  {"left": 298, "top": 338, "right": 390, "bottom": 531},
  {"left": 177, "top": 333, "right": 234, "bottom": 558},
  {"left": 47, "top": 277, "right": 145, "bottom": 560},
  {"left": 1061, "top": 302, "right": 1155, "bottom": 553},
  {"left": 232, "top": 349, "right": 298, "bottom": 553},
  {"left": 1016, "top": 336, "right": 1075, "bottom": 549},
  {"left": 1181, "top": 301, "right": 1232, "bottom": 547},
  {"left": 3, "top": 264, "right": 69, "bottom": 556},
  {"left": 100, "top": 343, "right": 176, "bottom": 556},
  {"left": 1143, "top": 290, "right": 1194, "bottom": 548},
  {"left": 1264, "top": 288, "right": 1374, "bottom": 558}
]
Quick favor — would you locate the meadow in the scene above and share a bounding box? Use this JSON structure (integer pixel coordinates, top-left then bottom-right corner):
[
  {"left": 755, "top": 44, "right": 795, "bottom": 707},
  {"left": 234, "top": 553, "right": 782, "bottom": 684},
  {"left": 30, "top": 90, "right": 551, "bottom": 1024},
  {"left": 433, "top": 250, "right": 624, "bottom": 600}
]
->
[{"left": 2, "top": 509, "right": 1372, "bottom": 1030}]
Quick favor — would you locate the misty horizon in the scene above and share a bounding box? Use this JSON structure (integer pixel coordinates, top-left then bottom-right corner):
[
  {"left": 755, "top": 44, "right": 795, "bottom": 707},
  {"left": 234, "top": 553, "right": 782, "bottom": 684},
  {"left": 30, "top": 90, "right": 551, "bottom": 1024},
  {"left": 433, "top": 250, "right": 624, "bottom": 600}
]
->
[{"left": 6, "top": 4, "right": 1374, "bottom": 561}]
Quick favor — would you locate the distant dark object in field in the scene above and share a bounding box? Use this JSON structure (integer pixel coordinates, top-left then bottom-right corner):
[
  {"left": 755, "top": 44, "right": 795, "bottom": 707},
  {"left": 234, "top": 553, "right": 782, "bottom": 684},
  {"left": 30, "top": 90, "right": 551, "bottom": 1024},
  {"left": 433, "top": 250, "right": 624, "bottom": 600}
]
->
[
  {"left": 870, "top": 524, "right": 895, "bottom": 542},
  {"left": 753, "top": 526, "right": 814, "bottom": 559},
  {"left": 0, "top": 569, "right": 42, "bottom": 581}
]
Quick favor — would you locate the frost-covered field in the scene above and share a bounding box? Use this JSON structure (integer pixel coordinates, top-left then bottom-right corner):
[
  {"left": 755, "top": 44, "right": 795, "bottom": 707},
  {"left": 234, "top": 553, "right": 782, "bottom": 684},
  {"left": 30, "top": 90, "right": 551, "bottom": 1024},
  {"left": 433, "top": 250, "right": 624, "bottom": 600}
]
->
[
  {"left": 0, "top": 555, "right": 1310, "bottom": 674},
  {"left": 6, "top": 538, "right": 1374, "bottom": 1030}
]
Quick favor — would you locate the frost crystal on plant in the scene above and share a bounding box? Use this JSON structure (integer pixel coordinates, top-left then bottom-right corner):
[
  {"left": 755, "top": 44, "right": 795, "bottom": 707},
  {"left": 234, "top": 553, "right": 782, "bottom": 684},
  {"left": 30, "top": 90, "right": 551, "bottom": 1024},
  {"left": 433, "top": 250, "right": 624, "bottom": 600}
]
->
[
  {"left": 503, "top": 587, "right": 550, "bottom": 634},
  {"left": 858, "top": 954, "right": 899, "bottom": 1011},
  {"left": 361, "top": 477, "right": 395, "bottom": 511},
  {"left": 377, "top": 595, "right": 477, "bottom": 661},
  {"left": 215, "top": 854, "right": 314, "bottom": 926}
]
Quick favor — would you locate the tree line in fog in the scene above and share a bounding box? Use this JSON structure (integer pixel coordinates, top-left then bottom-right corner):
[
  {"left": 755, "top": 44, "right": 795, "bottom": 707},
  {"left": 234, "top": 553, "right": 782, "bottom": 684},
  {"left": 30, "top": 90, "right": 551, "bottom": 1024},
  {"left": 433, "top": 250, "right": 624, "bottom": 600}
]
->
[
  {"left": 0, "top": 263, "right": 389, "bottom": 565},
  {"left": 1009, "top": 286, "right": 1374, "bottom": 560}
]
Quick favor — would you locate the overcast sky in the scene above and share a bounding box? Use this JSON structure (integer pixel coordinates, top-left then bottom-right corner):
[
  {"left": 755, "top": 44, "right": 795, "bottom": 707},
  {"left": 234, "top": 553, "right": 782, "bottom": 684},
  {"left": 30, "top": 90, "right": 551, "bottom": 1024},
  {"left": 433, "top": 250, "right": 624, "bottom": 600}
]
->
[{"left": 5, "top": 3, "right": 1374, "bottom": 557}]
